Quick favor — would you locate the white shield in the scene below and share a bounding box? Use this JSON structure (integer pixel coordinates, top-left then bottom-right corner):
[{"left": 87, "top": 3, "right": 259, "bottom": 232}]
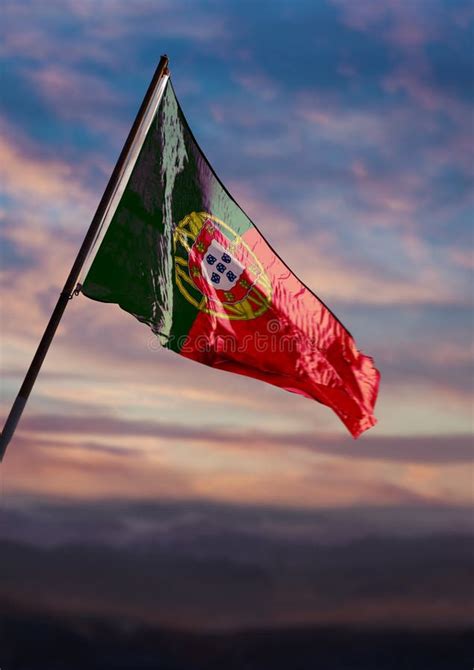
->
[{"left": 201, "top": 240, "right": 245, "bottom": 291}]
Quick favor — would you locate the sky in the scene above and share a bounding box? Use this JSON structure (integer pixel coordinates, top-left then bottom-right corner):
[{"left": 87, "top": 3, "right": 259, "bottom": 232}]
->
[{"left": 0, "top": 0, "right": 473, "bottom": 635}]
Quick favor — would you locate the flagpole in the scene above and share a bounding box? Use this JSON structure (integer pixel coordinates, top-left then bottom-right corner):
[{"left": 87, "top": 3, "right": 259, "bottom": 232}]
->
[{"left": 0, "top": 55, "right": 170, "bottom": 461}]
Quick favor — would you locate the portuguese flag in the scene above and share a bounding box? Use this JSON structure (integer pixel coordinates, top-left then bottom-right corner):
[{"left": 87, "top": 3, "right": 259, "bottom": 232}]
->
[{"left": 81, "top": 79, "right": 380, "bottom": 437}]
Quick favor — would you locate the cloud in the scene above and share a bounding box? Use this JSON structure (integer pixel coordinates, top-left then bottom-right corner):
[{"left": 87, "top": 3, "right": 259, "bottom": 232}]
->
[
  {"left": 1, "top": 0, "right": 230, "bottom": 61},
  {"left": 331, "top": 0, "right": 473, "bottom": 123},
  {"left": 62, "top": 0, "right": 230, "bottom": 43},
  {"left": 330, "top": 0, "right": 440, "bottom": 45},
  {"left": 1, "top": 404, "right": 471, "bottom": 507},
  {"left": 3, "top": 496, "right": 473, "bottom": 547},
  {"left": 1, "top": 206, "right": 471, "bottom": 497},
  {"left": 0, "top": 2, "right": 121, "bottom": 69},
  {"left": 0, "top": 127, "right": 94, "bottom": 213},
  {"left": 234, "top": 71, "right": 279, "bottom": 102},
  {"left": 228, "top": 183, "right": 467, "bottom": 308},
  {"left": 14, "top": 412, "right": 474, "bottom": 465},
  {"left": 1, "top": 0, "right": 472, "bottom": 520},
  {"left": 449, "top": 247, "right": 474, "bottom": 270},
  {"left": 25, "top": 65, "right": 126, "bottom": 138},
  {"left": 198, "top": 81, "right": 471, "bottom": 312},
  {"left": 0, "top": 499, "right": 472, "bottom": 630}
]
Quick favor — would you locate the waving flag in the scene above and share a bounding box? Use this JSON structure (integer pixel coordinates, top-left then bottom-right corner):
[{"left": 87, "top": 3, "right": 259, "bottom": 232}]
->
[{"left": 79, "top": 77, "right": 380, "bottom": 438}]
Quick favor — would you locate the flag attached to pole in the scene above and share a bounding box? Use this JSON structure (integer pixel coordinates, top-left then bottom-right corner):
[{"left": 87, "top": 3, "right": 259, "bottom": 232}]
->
[{"left": 79, "top": 76, "right": 380, "bottom": 438}]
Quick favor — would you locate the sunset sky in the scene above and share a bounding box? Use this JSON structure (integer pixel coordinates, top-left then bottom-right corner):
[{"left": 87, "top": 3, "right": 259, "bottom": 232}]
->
[{"left": 1, "top": 0, "right": 473, "bottom": 633}]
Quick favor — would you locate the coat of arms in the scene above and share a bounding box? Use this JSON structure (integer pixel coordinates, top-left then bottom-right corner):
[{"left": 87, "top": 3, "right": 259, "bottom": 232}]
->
[{"left": 173, "top": 212, "right": 271, "bottom": 320}]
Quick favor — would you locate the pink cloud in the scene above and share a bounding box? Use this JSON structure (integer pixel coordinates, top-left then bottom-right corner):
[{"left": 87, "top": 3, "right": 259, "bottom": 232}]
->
[
  {"left": 331, "top": 0, "right": 471, "bottom": 122},
  {"left": 234, "top": 71, "right": 279, "bottom": 102},
  {"left": 1, "top": 0, "right": 229, "bottom": 67},
  {"left": 24, "top": 65, "right": 128, "bottom": 140},
  {"left": 1, "top": 108, "right": 471, "bottom": 503},
  {"left": 330, "top": 0, "right": 440, "bottom": 47},
  {"left": 449, "top": 247, "right": 474, "bottom": 270},
  {"left": 228, "top": 182, "right": 466, "bottom": 307},
  {"left": 5, "top": 420, "right": 470, "bottom": 507},
  {"left": 63, "top": 0, "right": 230, "bottom": 43},
  {"left": 381, "top": 60, "right": 459, "bottom": 113},
  {"left": 0, "top": 128, "right": 94, "bottom": 210},
  {"left": 1, "top": 219, "right": 471, "bottom": 509}
]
